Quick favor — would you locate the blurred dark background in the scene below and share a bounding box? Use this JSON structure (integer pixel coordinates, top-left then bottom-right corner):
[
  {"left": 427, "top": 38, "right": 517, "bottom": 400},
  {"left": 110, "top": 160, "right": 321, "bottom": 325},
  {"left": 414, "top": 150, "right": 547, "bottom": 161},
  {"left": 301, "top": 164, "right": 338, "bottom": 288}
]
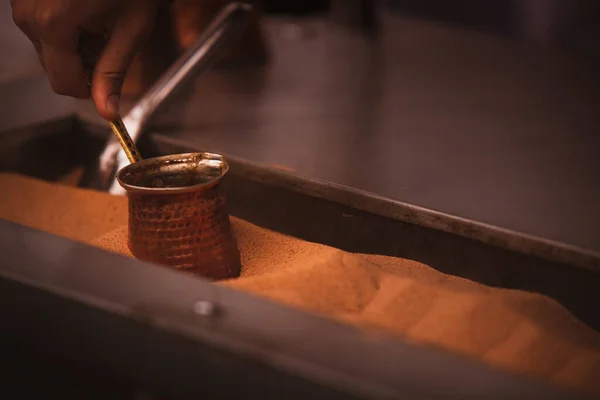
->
[{"left": 261, "top": 0, "right": 600, "bottom": 62}]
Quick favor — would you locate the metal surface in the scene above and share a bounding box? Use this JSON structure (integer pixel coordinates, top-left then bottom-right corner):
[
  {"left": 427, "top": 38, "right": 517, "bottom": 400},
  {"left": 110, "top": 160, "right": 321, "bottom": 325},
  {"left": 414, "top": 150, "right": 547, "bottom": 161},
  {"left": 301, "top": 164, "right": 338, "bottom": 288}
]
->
[
  {"left": 96, "top": 1, "right": 256, "bottom": 195},
  {"left": 116, "top": 152, "right": 241, "bottom": 280},
  {"left": 0, "top": 219, "right": 591, "bottom": 400}
]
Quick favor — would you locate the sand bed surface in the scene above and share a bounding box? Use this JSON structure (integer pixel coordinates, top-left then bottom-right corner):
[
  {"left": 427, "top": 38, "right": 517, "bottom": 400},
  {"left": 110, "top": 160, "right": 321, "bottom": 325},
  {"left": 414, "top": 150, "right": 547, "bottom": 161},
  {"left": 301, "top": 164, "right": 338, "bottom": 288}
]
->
[{"left": 2, "top": 172, "right": 600, "bottom": 395}]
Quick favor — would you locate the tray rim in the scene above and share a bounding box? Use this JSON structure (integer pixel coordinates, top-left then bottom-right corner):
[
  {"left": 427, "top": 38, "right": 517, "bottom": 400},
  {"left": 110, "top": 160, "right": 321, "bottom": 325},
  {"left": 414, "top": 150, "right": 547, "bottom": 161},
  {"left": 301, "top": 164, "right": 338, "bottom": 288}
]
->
[
  {"left": 150, "top": 132, "right": 600, "bottom": 274},
  {"left": 0, "top": 218, "right": 585, "bottom": 399},
  {"left": 2, "top": 115, "right": 598, "bottom": 272}
]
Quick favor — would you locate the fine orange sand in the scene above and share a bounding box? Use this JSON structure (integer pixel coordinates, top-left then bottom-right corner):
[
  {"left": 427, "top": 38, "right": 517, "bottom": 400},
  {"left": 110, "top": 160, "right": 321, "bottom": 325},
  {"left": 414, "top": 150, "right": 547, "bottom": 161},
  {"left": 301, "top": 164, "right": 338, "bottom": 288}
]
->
[{"left": 2, "top": 172, "right": 600, "bottom": 395}]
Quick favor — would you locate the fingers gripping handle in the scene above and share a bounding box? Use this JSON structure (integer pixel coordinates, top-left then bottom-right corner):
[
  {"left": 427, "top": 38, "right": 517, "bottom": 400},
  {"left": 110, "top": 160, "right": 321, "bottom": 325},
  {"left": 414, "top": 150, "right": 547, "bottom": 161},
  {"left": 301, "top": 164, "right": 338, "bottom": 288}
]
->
[{"left": 79, "top": 32, "right": 143, "bottom": 164}]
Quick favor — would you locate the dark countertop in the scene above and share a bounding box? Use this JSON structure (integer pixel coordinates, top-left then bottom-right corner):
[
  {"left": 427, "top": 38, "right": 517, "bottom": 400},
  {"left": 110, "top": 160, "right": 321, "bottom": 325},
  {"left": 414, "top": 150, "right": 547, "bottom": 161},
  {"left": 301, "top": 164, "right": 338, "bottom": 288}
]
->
[{"left": 1, "top": 9, "right": 599, "bottom": 258}]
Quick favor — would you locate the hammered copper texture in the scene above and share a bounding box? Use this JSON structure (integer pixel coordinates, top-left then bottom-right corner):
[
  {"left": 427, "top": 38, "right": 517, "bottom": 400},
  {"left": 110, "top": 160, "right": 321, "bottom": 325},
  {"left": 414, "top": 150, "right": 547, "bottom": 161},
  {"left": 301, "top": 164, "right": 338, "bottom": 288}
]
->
[
  {"left": 118, "top": 152, "right": 242, "bottom": 280},
  {"left": 128, "top": 182, "right": 241, "bottom": 280}
]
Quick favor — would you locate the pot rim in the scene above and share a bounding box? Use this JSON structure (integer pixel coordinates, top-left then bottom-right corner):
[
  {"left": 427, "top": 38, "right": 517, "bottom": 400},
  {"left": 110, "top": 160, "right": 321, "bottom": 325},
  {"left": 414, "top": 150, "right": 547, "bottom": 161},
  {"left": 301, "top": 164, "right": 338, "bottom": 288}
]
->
[{"left": 116, "top": 152, "right": 229, "bottom": 195}]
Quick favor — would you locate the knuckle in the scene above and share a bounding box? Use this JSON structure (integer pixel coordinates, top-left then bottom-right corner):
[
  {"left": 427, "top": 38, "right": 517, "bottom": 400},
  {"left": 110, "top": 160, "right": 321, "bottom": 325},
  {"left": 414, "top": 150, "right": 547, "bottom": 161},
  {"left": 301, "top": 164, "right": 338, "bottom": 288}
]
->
[
  {"left": 34, "top": 8, "right": 59, "bottom": 32},
  {"left": 100, "top": 71, "right": 126, "bottom": 86}
]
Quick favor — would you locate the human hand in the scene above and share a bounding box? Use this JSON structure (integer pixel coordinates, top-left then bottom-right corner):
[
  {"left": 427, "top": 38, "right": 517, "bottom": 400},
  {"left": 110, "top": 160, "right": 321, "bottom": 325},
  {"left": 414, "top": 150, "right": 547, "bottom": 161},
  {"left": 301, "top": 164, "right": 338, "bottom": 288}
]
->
[{"left": 11, "top": 0, "right": 161, "bottom": 121}]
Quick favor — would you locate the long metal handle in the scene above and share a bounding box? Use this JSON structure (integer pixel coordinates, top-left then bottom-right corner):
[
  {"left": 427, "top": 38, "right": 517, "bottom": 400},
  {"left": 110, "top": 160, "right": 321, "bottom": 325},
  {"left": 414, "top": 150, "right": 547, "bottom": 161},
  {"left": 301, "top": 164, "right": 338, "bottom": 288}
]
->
[
  {"left": 122, "top": 1, "right": 255, "bottom": 139},
  {"left": 100, "top": 1, "right": 255, "bottom": 194},
  {"left": 109, "top": 118, "right": 142, "bottom": 163}
]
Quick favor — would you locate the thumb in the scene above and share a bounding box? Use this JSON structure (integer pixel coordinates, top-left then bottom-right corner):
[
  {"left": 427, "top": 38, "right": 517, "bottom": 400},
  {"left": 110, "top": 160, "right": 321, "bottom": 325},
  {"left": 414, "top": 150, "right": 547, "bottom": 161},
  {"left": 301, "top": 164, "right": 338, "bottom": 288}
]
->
[{"left": 91, "top": 13, "right": 154, "bottom": 121}]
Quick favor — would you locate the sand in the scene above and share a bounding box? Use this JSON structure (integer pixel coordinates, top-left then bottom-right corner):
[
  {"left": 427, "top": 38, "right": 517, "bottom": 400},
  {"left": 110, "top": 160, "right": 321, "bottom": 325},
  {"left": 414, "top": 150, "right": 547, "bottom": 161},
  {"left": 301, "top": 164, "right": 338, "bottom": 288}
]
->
[{"left": 2, "top": 172, "right": 600, "bottom": 395}]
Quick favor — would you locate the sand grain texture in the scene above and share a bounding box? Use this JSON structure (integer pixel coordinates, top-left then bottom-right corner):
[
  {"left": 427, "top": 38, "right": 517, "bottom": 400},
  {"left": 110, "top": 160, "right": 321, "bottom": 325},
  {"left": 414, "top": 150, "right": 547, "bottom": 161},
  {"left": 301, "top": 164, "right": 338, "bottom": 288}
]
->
[{"left": 3, "top": 172, "right": 600, "bottom": 395}]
